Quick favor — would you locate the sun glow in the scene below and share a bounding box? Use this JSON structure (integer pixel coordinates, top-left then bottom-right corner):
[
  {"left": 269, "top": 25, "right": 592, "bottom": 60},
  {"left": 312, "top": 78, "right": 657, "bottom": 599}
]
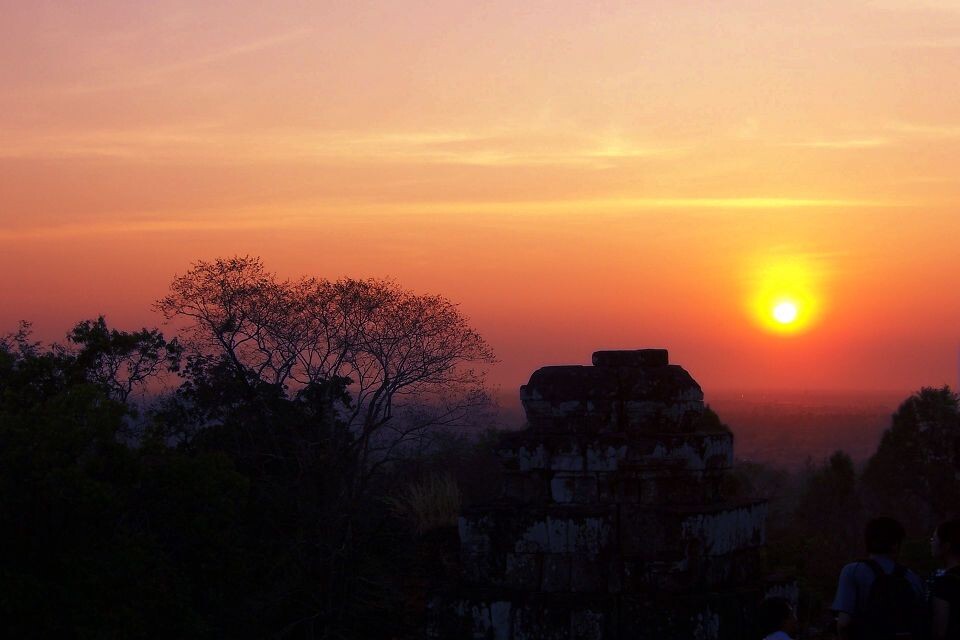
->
[
  {"left": 749, "top": 257, "right": 824, "bottom": 335},
  {"left": 772, "top": 301, "right": 799, "bottom": 324}
]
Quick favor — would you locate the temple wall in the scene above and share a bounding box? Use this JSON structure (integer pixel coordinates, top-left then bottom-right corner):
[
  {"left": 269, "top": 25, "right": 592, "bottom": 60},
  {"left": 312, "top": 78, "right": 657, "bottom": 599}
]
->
[{"left": 429, "top": 350, "right": 793, "bottom": 640}]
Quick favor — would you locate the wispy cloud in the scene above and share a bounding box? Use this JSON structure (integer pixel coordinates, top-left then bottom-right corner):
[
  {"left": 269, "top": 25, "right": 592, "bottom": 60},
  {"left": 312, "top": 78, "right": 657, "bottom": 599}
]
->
[
  {"left": 779, "top": 120, "right": 960, "bottom": 151},
  {"left": 0, "top": 209, "right": 309, "bottom": 241},
  {"left": 51, "top": 26, "right": 314, "bottom": 95},
  {"left": 784, "top": 138, "right": 891, "bottom": 149},
  {"left": 886, "top": 121, "right": 960, "bottom": 138},
  {"left": 0, "top": 196, "right": 896, "bottom": 242},
  {"left": 393, "top": 197, "right": 889, "bottom": 213},
  {"left": 151, "top": 27, "right": 314, "bottom": 76},
  {"left": 0, "top": 127, "right": 689, "bottom": 168}
]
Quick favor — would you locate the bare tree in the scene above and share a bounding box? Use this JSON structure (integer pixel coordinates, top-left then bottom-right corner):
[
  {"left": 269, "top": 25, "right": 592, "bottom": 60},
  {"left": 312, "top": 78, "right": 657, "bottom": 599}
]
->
[{"left": 156, "top": 256, "right": 496, "bottom": 478}]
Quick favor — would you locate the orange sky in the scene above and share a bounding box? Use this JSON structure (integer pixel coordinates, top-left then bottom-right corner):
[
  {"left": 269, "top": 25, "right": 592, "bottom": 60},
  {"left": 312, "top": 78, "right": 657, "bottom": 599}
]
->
[{"left": 2, "top": 0, "right": 960, "bottom": 395}]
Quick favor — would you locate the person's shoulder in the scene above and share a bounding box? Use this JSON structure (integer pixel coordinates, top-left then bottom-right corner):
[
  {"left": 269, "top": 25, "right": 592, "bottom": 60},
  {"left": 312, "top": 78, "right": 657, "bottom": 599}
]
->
[
  {"left": 901, "top": 567, "right": 927, "bottom": 595},
  {"left": 839, "top": 561, "right": 869, "bottom": 577}
]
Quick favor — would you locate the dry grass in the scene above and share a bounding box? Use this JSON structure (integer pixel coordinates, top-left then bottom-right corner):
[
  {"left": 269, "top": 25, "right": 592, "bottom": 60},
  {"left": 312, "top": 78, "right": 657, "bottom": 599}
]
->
[{"left": 388, "top": 473, "right": 462, "bottom": 535}]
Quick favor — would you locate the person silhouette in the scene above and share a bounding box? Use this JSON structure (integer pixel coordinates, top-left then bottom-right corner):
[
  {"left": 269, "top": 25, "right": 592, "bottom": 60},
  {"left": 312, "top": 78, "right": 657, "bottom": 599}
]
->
[
  {"left": 931, "top": 520, "right": 960, "bottom": 640},
  {"left": 832, "top": 517, "right": 925, "bottom": 639}
]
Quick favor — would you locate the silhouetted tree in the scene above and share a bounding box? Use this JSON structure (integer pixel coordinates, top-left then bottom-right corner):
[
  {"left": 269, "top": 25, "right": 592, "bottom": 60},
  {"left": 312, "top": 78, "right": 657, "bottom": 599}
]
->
[
  {"left": 863, "top": 386, "right": 960, "bottom": 533},
  {"left": 68, "top": 316, "right": 182, "bottom": 403},
  {"left": 795, "top": 451, "right": 861, "bottom": 554},
  {"left": 0, "top": 321, "right": 247, "bottom": 638},
  {"left": 0, "top": 257, "right": 502, "bottom": 638},
  {"left": 156, "top": 256, "right": 496, "bottom": 486},
  {"left": 148, "top": 257, "right": 497, "bottom": 638}
]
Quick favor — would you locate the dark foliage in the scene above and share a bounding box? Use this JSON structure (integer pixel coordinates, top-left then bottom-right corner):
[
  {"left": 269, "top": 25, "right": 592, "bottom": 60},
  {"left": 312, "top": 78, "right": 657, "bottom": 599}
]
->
[
  {"left": 3, "top": 273, "right": 959, "bottom": 639},
  {"left": 0, "top": 317, "right": 474, "bottom": 639},
  {"left": 0, "top": 321, "right": 248, "bottom": 638},
  {"left": 0, "top": 256, "right": 497, "bottom": 639},
  {"left": 862, "top": 386, "right": 960, "bottom": 533}
]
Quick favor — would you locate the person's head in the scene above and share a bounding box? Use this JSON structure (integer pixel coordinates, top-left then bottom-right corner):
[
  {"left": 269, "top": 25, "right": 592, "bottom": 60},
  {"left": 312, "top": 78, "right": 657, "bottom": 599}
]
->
[
  {"left": 864, "top": 517, "right": 906, "bottom": 556},
  {"left": 758, "top": 597, "right": 797, "bottom": 637},
  {"left": 932, "top": 519, "right": 960, "bottom": 560}
]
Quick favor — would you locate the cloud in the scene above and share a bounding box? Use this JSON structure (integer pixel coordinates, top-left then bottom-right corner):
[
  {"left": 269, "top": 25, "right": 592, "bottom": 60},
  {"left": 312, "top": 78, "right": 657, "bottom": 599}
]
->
[
  {"left": 779, "top": 120, "right": 960, "bottom": 150},
  {"left": 385, "top": 197, "right": 893, "bottom": 216},
  {"left": 784, "top": 138, "right": 891, "bottom": 149},
  {"left": 0, "top": 208, "right": 306, "bottom": 241},
  {"left": 0, "top": 196, "right": 894, "bottom": 242},
  {"left": 0, "top": 126, "right": 689, "bottom": 168},
  {"left": 885, "top": 121, "right": 960, "bottom": 138},
  {"left": 49, "top": 26, "right": 314, "bottom": 95},
  {"left": 150, "top": 27, "right": 314, "bottom": 75}
]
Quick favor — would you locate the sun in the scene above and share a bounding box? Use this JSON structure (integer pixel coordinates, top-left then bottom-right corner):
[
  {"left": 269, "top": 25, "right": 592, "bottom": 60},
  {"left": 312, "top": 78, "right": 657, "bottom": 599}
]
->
[
  {"left": 747, "top": 256, "right": 824, "bottom": 335},
  {"left": 772, "top": 301, "right": 798, "bottom": 325}
]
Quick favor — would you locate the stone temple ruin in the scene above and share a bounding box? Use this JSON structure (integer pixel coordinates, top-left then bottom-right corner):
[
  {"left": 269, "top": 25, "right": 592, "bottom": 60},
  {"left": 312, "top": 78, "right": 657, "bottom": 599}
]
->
[{"left": 429, "top": 349, "right": 792, "bottom": 639}]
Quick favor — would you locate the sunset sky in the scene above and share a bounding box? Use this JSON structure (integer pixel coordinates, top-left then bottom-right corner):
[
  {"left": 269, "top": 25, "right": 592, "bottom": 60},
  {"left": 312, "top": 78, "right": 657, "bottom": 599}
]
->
[{"left": 2, "top": 0, "right": 960, "bottom": 396}]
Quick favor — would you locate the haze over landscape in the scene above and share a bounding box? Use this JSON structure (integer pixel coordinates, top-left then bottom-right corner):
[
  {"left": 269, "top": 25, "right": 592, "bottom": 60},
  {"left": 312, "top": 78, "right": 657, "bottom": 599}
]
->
[{"left": 3, "top": 1, "right": 960, "bottom": 449}]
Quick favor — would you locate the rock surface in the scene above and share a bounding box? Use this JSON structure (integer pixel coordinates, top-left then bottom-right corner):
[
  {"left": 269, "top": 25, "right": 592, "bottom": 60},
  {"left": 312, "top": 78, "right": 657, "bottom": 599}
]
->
[{"left": 429, "top": 350, "right": 792, "bottom": 639}]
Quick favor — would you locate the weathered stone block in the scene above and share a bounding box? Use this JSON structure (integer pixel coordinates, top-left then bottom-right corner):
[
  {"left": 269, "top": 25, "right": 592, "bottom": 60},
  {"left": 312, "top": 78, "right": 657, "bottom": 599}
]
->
[
  {"left": 570, "top": 553, "right": 603, "bottom": 592},
  {"left": 515, "top": 519, "right": 549, "bottom": 553},
  {"left": 596, "top": 473, "right": 616, "bottom": 502},
  {"left": 680, "top": 501, "right": 767, "bottom": 556},
  {"left": 467, "top": 602, "right": 493, "bottom": 639},
  {"left": 764, "top": 579, "right": 799, "bottom": 603},
  {"left": 700, "top": 548, "right": 764, "bottom": 587},
  {"left": 504, "top": 472, "right": 546, "bottom": 502},
  {"left": 460, "top": 515, "right": 495, "bottom": 583},
  {"left": 550, "top": 474, "right": 598, "bottom": 504},
  {"left": 586, "top": 445, "right": 624, "bottom": 471},
  {"left": 570, "top": 608, "right": 605, "bottom": 640},
  {"left": 459, "top": 600, "right": 514, "bottom": 640},
  {"left": 607, "top": 555, "right": 623, "bottom": 593},
  {"left": 541, "top": 554, "right": 571, "bottom": 592},
  {"left": 574, "top": 476, "right": 598, "bottom": 503},
  {"left": 459, "top": 515, "right": 493, "bottom": 549},
  {"left": 546, "top": 516, "right": 571, "bottom": 553},
  {"left": 550, "top": 453, "right": 584, "bottom": 472},
  {"left": 505, "top": 553, "right": 541, "bottom": 591},
  {"left": 513, "top": 445, "right": 549, "bottom": 471},
  {"left": 512, "top": 601, "right": 570, "bottom": 640},
  {"left": 570, "top": 516, "right": 609, "bottom": 554},
  {"left": 619, "top": 507, "right": 676, "bottom": 559},
  {"left": 550, "top": 475, "right": 576, "bottom": 503},
  {"left": 617, "top": 477, "right": 641, "bottom": 503},
  {"left": 520, "top": 356, "right": 704, "bottom": 433},
  {"left": 592, "top": 349, "right": 668, "bottom": 368},
  {"left": 490, "top": 601, "right": 512, "bottom": 640}
]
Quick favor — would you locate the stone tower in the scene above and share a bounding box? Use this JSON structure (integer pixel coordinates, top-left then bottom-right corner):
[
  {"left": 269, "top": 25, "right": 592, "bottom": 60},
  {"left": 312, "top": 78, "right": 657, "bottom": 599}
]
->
[{"left": 429, "top": 350, "right": 786, "bottom": 639}]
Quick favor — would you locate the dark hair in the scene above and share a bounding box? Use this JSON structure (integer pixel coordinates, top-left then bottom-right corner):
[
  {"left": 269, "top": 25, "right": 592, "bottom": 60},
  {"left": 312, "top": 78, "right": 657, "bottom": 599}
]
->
[
  {"left": 758, "top": 597, "right": 793, "bottom": 636},
  {"left": 937, "top": 520, "right": 960, "bottom": 555},
  {"left": 865, "top": 517, "right": 906, "bottom": 554}
]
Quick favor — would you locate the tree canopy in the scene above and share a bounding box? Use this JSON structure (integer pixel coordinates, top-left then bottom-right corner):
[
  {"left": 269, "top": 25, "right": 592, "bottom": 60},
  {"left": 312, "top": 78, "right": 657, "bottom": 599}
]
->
[
  {"left": 863, "top": 386, "right": 960, "bottom": 531},
  {"left": 157, "top": 256, "right": 495, "bottom": 477},
  {"left": 0, "top": 259, "right": 498, "bottom": 638}
]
